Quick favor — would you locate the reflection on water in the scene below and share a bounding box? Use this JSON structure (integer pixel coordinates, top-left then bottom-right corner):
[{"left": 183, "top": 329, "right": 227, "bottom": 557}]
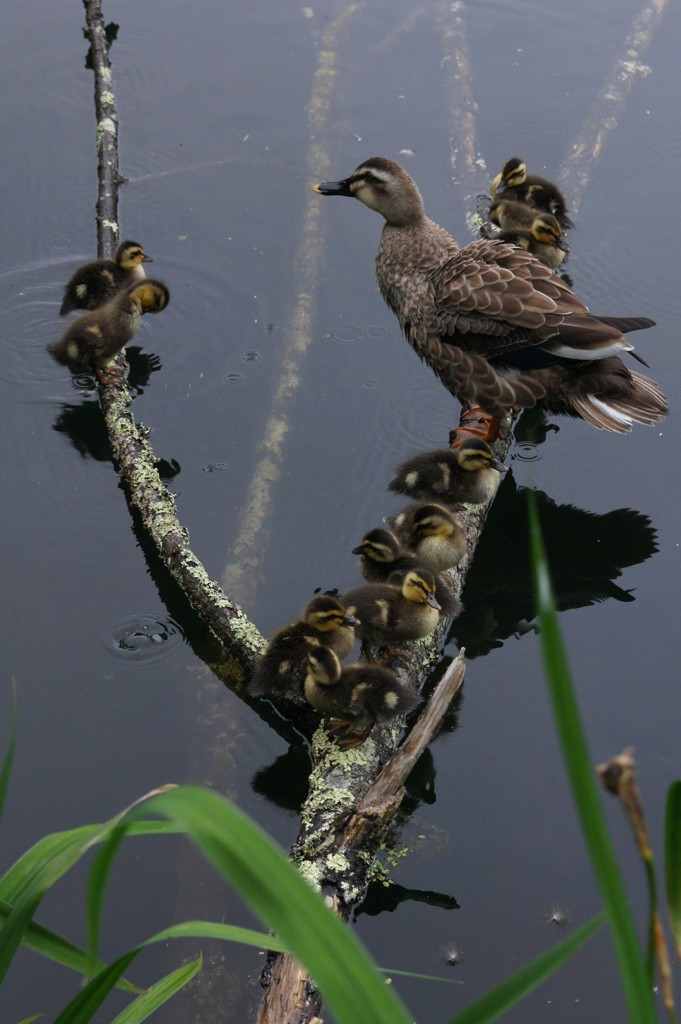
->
[{"left": 453, "top": 472, "right": 658, "bottom": 656}]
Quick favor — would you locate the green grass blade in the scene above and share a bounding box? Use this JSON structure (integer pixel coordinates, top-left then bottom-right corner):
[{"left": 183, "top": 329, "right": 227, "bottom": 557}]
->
[
  {"left": 528, "top": 493, "right": 655, "bottom": 1023},
  {"left": 444, "top": 916, "right": 604, "bottom": 1024},
  {"left": 53, "top": 950, "right": 138, "bottom": 1024},
  {"left": 110, "top": 956, "right": 202, "bottom": 1024},
  {"left": 50, "top": 921, "right": 291, "bottom": 1021},
  {"left": 0, "top": 896, "right": 142, "bottom": 994},
  {"left": 16, "top": 1016, "right": 43, "bottom": 1023},
  {"left": 0, "top": 790, "right": 178, "bottom": 987},
  {"left": 665, "top": 780, "right": 681, "bottom": 958},
  {"left": 86, "top": 822, "right": 127, "bottom": 970},
  {"left": 138, "top": 786, "right": 412, "bottom": 1024},
  {"left": 146, "top": 920, "right": 289, "bottom": 952},
  {"left": 0, "top": 681, "right": 18, "bottom": 825}
]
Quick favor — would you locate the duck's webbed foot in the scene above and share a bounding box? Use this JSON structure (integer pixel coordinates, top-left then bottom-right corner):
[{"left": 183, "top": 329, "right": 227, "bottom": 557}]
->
[
  {"left": 327, "top": 718, "right": 373, "bottom": 749},
  {"left": 449, "top": 406, "right": 504, "bottom": 445}
]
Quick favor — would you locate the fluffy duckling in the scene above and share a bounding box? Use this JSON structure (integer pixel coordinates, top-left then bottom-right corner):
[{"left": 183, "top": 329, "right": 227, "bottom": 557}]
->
[
  {"left": 352, "top": 528, "right": 418, "bottom": 583},
  {"left": 47, "top": 280, "right": 169, "bottom": 384},
  {"left": 490, "top": 157, "right": 574, "bottom": 230},
  {"left": 314, "top": 157, "right": 667, "bottom": 434},
  {"left": 304, "top": 646, "right": 419, "bottom": 748},
  {"left": 495, "top": 214, "right": 570, "bottom": 272},
  {"left": 250, "top": 595, "right": 360, "bottom": 696},
  {"left": 389, "top": 440, "right": 507, "bottom": 506},
  {"left": 390, "top": 503, "right": 466, "bottom": 570},
  {"left": 59, "top": 240, "right": 152, "bottom": 315},
  {"left": 488, "top": 199, "right": 538, "bottom": 231},
  {"left": 352, "top": 527, "right": 459, "bottom": 614},
  {"left": 341, "top": 570, "right": 442, "bottom": 660}
]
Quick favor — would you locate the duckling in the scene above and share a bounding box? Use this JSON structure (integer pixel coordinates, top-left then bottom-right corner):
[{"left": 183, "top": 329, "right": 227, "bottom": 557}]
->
[
  {"left": 488, "top": 199, "right": 538, "bottom": 231},
  {"left": 495, "top": 214, "right": 570, "bottom": 272},
  {"left": 59, "top": 240, "right": 152, "bottom": 315},
  {"left": 314, "top": 157, "right": 667, "bottom": 434},
  {"left": 490, "top": 157, "right": 574, "bottom": 230},
  {"left": 341, "top": 570, "right": 442, "bottom": 660},
  {"left": 389, "top": 440, "right": 507, "bottom": 506},
  {"left": 47, "top": 280, "right": 169, "bottom": 384},
  {"left": 249, "top": 595, "right": 360, "bottom": 696},
  {"left": 352, "top": 528, "right": 419, "bottom": 583},
  {"left": 390, "top": 503, "right": 466, "bottom": 570},
  {"left": 304, "top": 646, "right": 419, "bottom": 748},
  {"left": 352, "top": 527, "right": 459, "bottom": 615}
]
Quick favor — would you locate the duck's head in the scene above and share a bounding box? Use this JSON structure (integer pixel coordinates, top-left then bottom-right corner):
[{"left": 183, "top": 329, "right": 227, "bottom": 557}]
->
[
  {"left": 454, "top": 439, "right": 507, "bottom": 474},
  {"left": 306, "top": 646, "right": 342, "bottom": 687},
  {"left": 303, "top": 595, "right": 360, "bottom": 631},
  {"left": 314, "top": 157, "right": 425, "bottom": 227},
  {"left": 491, "top": 157, "right": 527, "bottom": 197},
  {"left": 531, "top": 215, "right": 570, "bottom": 253},
  {"left": 116, "top": 241, "right": 153, "bottom": 270},
  {"left": 399, "top": 570, "right": 441, "bottom": 610},
  {"left": 352, "top": 528, "right": 402, "bottom": 564},
  {"left": 127, "top": 280, "right": 170, "bottom": 313},
  {"left": 409, "top": 504, "right": 459, "bottom": 540}
]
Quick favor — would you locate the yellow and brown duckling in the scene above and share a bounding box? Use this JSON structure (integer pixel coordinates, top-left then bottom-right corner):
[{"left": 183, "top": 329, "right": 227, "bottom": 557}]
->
[
  {"left": 341, "top": 569, "right": 443, "bottom": 661},
  {"left": 490, "top": 157, "right": 574, "bottom": 230},
  {"left": 389, "top": 440, "right": 507, "bottom": 506},
  {"left": 314, "top": 157, "right": 667, "bottom": 435},
  {"left": 59, "top": 240, "right": 153, "bottom": 315},
  {"left": 352, "top": 527, "right": 459, "bottom": 614},
  {"left": 495, "top": 214, "right": 570, "bottom": 272},
  {"left": 390, "top": 503, "right": 466, "bottom": 570},
  {"left": 250, "top": 595, "right": 360, "bottom": 696},
  {"left": 304, "top": 646, "right": 419, "bottom": 749},
  {"left": 353, "top": 528, "right": 419, "bottom": 583},
  {"left": 47, "top": 279, "right": 169, "bottom": 384}
]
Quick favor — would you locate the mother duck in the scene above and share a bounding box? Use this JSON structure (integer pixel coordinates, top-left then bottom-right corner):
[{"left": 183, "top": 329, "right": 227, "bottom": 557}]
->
[{"left": 314, "top": 157, "right": 667, "bottom": 435}]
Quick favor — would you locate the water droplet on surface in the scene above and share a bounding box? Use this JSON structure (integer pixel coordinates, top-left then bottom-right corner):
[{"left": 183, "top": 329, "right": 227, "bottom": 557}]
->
[
  {"left": 105, "top": 615, "right": 185, "bottom": 666},
  {"left": 242, "top": 351, "right": 260, "bottom": 362},
  {"left": 512, "top": 443, "right": 541, "bottom": 462},
  {"left": 73, "top": 373, "right": 97, "bottom": 392},
  {"left": 364, "top": 325, "right": 388, "bottom": 340},
  {"left": 331, "top": 324, "right": 363, "bottom": 342},
  {"left": 362, "top": 379, "right": 379, "bottom": 390},
  {"left": 224, "top": 372, "right": 243, "bottom": 384},
  {"left": 203, "top": 462, "right": 227, "bottom": 473}
]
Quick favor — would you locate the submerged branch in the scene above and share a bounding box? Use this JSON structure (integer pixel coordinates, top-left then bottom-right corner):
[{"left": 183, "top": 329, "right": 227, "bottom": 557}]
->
[{"left": 559, "top": 0, "right": 668, "bottom": 212}]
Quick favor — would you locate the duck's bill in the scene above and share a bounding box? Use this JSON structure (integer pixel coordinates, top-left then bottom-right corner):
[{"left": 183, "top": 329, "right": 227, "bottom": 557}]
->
[
  {"left": 142, "top": 254, "right": 154, "bottom": 263},
  {"left": 490, "top": 457, "right": 509, "bottom": 473},
  {"left": 313, "top": 178, "right": 353, "bottom": 197},
  {"left": 426, "top": 593, "right": 442, "bottom": 611},
  {"left": 558, "top": 237, "right": 570, "bottom": 253},
  {"left": 343, "top": 613, "right": 361, "bottom": 627}
]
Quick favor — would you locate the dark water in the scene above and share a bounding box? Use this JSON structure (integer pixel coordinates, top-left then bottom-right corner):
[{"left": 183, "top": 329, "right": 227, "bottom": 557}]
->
[{"left": 2, "top": 0, "right": 679, "bottom": 1020}]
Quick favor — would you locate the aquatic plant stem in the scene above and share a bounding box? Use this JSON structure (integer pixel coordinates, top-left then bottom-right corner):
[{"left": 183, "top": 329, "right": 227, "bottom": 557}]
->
[
  {"left": 559, "top": 0, "right": 668, "bottom": 213},
  {"left": 82, "top": 0, "right": 265, "bottom": 671}
]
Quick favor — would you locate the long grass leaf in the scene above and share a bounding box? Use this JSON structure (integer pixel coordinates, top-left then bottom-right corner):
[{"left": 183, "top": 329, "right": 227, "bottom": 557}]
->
[
  {"left": 51, "top": 921, "right": 290, "bottom": 1021},
  {"left": 138, "top": 786, "right": 412, "bottom": 1024},
  {"left": 665, "top": 780, "right": 681, "bottom": 959},
  {"left": 53, "top": 950, "right": 138, "bottom": 1024},
  {"left": 110, "top": 956, "right": 202, "bottom": 1024},
  {"left": 528, "top": 493, "right": 655, "bottom": 1023},
  {"left": 0, "top": 680, "right": 18, "bottom": 825},
  {"left": 0, "top": 897, "right": 142, "bottom": 994},
  {"left": 0, "top": 789, "right": 176, "bottom": 987},
  {"left": 445, "top": 915, "right": 604, "bottom": 1024},
  {"left": 86, "top": 823, "right": 127, "bottom": 970},
  {"left": 16, "top": 1016, "right": 43, "bottom": 1023}
]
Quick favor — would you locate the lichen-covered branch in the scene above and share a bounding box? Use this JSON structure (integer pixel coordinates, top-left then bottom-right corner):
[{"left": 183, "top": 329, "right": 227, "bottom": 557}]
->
[{"left": 81, "top": 0, "right": 266, "bottom": 671}]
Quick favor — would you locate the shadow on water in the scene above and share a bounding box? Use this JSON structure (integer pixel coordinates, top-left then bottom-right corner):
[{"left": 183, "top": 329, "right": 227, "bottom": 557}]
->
[{"left": 452, "top": 470, "right": 658, "bottom": 657}]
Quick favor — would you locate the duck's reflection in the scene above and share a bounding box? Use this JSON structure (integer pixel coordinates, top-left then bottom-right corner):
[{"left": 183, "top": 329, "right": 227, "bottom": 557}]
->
[{"left": 451, "top": 470, "right": 657, "bottom": 657}]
